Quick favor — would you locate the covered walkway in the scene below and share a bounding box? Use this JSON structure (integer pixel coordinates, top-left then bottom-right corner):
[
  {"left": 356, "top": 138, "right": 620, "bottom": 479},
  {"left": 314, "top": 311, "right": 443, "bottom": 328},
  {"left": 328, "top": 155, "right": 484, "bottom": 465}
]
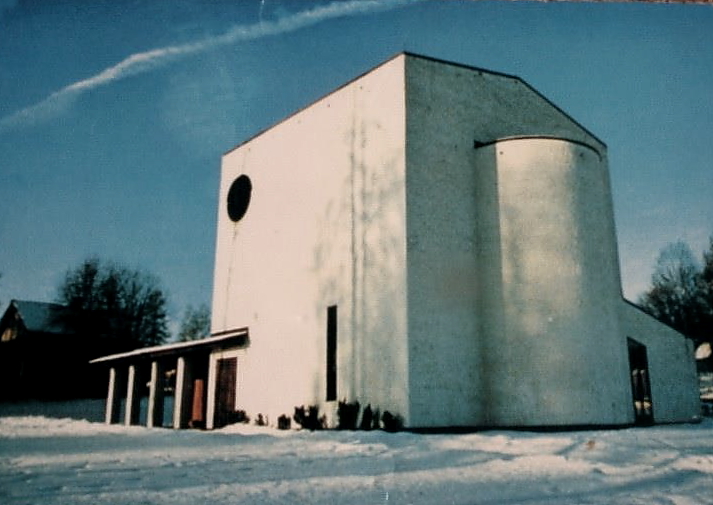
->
[{"left": 90, "top": 330, "right": 248, "bottom": 430}]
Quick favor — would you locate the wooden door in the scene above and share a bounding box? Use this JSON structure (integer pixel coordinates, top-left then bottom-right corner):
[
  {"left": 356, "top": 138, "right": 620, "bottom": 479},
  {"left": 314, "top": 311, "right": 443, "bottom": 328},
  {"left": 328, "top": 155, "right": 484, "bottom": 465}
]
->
[{"left": 213, "top": 357, "right": 238, "bottom": 428}]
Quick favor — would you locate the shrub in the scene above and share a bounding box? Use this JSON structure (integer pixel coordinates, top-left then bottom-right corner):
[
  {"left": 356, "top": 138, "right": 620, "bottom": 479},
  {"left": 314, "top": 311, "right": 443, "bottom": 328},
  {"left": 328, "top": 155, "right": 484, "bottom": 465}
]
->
[
  {"left": 293, "top": 405, "right": 326, "bottom": 431},
  {"left": 371, "top": 408, "right": 381, "bottom": 430},
  {"left": 255, "top": 413, "right": 268, "bottom": 427},
  {"left": 360, "top": 404, "right": 374, "bottom": 431},
  {"left": 381, "top": 411, "right": 403, "bottom": 432},
  {"left": 337, "top": 400, "right": 361, "bottom": 430},
  {"left": 227, "top": 410, "right": 250, "bottom": 424},
  {"left": 277, "top": 414, "right": 291, "bottom": 430}
]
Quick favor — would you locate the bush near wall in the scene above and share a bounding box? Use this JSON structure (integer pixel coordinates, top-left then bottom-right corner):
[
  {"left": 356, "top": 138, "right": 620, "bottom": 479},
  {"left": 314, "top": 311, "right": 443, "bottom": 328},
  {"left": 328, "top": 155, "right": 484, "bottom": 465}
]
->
[
  {"left": 337, "top": 400, "right": 360, "bottom": 430},
  {"left": 381, "top": 411, "right": 404, "bottom": 432},
  {"left": 293, "top": 405, "right": 327, "bottom": 431},
  {"left": 277, "top": 414, "right": 291, "bottom": 430},
  {"left": 333, "top": 401, "right": 401, "bottom": 432},
  {"left": 269, "top": 402, "right": 403, "bottom": 432}
]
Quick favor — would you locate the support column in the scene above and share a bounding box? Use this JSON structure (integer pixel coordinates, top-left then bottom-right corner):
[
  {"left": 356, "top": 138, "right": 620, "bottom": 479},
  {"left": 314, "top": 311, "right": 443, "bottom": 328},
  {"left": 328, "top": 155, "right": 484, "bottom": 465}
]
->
[
  {"left": 173, "top": 356, "right": 193, "bottom": 429},
  {"left": 124, "top": 364, "right": 142, "bottom": 426},
  {"left": 147, "top": 361, "right": 165, "bottom": 428},
  {"left": 105, "top": 367, "right": 123, "bottom": 424},
  {"left": 205, "top": 354, "right": 217, "bottom": 430}
]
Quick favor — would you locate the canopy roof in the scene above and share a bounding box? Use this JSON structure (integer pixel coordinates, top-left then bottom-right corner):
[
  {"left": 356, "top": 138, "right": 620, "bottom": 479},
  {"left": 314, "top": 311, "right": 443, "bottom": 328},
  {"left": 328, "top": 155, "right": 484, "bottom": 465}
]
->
[{"left": 90, "top": 328, "right": 248, "bottom": 364}]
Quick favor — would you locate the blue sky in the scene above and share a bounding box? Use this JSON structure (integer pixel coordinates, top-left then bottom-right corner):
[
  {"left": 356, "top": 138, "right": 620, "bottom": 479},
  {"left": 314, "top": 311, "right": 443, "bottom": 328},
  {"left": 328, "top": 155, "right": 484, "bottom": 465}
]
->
[{"left": 1, "top": 0, "right": 711, "bottom": 335}]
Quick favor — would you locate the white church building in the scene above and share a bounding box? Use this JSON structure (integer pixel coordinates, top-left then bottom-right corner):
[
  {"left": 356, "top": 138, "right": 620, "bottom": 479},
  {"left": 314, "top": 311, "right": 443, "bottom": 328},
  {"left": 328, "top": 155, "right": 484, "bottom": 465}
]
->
[{"left": 95, "top": 53, "right": 700, "bottom": 430}]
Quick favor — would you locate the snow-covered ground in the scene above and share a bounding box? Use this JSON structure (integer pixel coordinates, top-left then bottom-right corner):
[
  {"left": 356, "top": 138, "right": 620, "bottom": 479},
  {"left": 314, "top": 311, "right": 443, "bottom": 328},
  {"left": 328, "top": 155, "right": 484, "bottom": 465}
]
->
[{"left": 1, "top": 406, "right": 712, "bottom": 504}]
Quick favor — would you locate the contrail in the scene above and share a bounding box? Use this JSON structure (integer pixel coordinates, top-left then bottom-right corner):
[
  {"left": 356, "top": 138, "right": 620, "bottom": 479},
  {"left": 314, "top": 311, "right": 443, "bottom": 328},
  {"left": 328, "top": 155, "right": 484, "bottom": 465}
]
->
[{"left": 0, "top": 0, "right": 418, "bottom": 134}]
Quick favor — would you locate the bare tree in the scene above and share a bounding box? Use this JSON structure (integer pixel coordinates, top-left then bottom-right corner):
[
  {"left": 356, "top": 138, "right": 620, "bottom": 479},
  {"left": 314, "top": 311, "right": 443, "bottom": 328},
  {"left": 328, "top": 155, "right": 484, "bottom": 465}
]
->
[
  {"left": 177, "top": 303, "right": 211, "bottom": 342},
  {"left": 699, "top": 238, "right": 713, "bottom": 345},
  {"left": 639, "top": 239, "right": 712, "bottom": 347},
  {"left": 56, "top": 257, "right": 169, "bottom": 353}
]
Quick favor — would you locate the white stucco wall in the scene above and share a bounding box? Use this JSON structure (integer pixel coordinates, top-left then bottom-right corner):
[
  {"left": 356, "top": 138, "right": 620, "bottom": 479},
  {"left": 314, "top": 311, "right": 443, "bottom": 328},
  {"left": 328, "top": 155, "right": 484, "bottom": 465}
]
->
[
  {"left": 210, "top": 52, "right": 698, "bottom": 429},
  {"left": 403, "top": 55, "right": 622, "bottom": 428},
  {"left": 211, "top": 56, "right": 408, "bottom": 425},
  {"left": 619, "top": 302, "right": 700, "bottom": 423},
  {"left": 473, "top": 138, "right": 631, "bottom": 427}
]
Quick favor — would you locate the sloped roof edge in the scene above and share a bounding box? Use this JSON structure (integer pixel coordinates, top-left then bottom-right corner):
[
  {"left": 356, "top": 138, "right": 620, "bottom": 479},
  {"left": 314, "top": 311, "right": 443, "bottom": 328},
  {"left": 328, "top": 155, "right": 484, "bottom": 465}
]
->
[
  {"left": 402, "top": 52, "right": 606, "bottom": 149},
  {"left": 90, "top": 328, "right": 249, "bottom": 364},
  {"left": 622, "top": 298, "right": 693, "bottom": 343},
  {"left": 223, "top": 51, "right": 605, "bottom": 156}
]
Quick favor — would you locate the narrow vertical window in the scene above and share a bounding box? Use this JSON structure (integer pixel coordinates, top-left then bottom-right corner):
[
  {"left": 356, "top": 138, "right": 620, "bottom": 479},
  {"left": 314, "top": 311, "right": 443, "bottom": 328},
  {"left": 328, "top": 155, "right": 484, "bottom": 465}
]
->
[{"left": 326, "top": 305, "right": 337, "bottom": 401}]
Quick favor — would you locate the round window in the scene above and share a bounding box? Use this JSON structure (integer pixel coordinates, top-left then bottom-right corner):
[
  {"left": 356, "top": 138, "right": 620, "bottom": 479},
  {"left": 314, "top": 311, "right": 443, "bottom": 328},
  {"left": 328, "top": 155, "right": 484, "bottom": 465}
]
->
[{"left": 227, "top": 175, "right": 252, "bottom": 222}]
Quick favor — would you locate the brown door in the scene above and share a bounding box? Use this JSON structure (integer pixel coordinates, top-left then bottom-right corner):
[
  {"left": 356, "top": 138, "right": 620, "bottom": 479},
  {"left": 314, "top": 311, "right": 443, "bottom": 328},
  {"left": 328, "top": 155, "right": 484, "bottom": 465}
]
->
[
  {"left": 190, "top": 379, "right": 206, "bottom": 428},
  {"left": 214, "top": 357, "right": 238, "bottom": 428}
]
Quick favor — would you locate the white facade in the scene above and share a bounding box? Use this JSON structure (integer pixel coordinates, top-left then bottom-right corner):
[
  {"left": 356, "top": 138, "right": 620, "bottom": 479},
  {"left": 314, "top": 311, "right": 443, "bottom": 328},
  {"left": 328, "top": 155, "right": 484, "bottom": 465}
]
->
[
  {"left": 619, "top": 302, "right": 700, "bottom": 423},
  {"left": 211, "top": 53, "right": 700, "bottom": 429}
]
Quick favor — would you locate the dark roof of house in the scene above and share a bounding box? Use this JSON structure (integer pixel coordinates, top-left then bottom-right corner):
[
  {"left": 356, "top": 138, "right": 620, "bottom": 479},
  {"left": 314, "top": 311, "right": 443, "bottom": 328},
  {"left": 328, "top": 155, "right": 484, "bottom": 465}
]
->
[{"left": 2, "top": 299, "right": 70, "bottom": 334}]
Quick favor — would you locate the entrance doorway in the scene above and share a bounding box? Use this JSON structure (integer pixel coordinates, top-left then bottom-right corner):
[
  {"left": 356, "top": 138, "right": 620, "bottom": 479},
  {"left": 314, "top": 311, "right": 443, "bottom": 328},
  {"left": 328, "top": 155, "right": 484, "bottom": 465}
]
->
[
  {"left": 628, "top": 338, "right": 653, "bottom": 425},
  {"left": 213, "top": 357, "right": 238, "bottom": 428}
]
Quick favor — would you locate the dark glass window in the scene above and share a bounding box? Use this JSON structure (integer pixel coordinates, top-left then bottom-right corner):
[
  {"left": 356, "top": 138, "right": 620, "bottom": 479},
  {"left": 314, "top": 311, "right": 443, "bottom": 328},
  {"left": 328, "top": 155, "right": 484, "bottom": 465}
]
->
[{"left": 326, "top": 305, "right": 337, "bottom": 401}]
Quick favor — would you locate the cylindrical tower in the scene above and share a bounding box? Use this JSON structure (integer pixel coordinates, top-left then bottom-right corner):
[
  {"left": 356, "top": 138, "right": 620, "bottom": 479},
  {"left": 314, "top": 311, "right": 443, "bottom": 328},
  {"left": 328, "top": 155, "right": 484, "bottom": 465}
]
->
[{"left": 474, "top": 137, "right": 632, "bottom": 426}]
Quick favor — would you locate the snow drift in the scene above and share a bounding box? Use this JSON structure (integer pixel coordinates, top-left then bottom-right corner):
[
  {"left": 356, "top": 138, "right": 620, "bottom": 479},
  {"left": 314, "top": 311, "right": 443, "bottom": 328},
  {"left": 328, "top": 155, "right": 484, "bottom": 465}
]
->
[{"left": 0, "top": 411, "right": 711, "bottom": 504}]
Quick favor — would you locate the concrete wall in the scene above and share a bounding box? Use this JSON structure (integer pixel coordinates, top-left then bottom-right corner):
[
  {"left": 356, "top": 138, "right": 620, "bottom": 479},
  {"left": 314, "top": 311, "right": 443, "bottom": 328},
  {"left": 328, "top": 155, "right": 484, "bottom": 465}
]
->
[
  {"left": 619, "top": 302, "right": 700, "bottom": 423},
  {"left": 404, "top": 54, "right": 605, "bottom": 152},
  {"left": 211, "top": 56, "right": 408, "bottom": 424},
  {"left": 403, "top": 55, "right": 622, "bottom": 427},
  {"left": 211, "top": 52, "right": 698, "bottom": 429},
  {"left": 473, "top": 138, "right": 631, "bottom": 426},
  {"left": 404, "top": 63, "right": 484, "bottom": 428}
]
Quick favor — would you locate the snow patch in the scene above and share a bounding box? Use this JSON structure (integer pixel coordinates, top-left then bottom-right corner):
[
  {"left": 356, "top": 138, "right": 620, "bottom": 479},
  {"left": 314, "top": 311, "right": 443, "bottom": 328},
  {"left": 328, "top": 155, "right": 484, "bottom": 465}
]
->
[{"left": 1, "top": 413, "right": 712, "bottom": 504}]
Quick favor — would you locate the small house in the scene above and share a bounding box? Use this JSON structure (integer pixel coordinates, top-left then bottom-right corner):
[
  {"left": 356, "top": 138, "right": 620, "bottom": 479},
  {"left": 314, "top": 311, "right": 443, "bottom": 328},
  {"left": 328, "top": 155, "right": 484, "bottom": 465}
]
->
[{"left": 0, "top": 300, "right": 91, "bottom": 400}]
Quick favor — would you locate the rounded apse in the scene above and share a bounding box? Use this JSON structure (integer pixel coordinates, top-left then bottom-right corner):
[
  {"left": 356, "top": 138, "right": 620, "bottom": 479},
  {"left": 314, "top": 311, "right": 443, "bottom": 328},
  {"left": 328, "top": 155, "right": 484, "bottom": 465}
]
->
[{"left": 227, "top": 175, "right": 252, "bottom": 222}]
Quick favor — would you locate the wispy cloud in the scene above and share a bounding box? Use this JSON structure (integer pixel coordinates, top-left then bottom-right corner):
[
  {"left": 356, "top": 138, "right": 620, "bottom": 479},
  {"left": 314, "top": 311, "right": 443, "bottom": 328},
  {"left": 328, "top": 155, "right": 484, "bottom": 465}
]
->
[{"left": 0, "top": 0, "right": 418, "bottom": 134}]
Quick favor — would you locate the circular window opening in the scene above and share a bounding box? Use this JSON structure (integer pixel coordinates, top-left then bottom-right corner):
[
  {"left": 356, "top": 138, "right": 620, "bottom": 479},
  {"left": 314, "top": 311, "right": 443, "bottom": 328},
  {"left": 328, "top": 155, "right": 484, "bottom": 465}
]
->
[{"left": 227, "top": 175, "right": 252, "bottom": 222}]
